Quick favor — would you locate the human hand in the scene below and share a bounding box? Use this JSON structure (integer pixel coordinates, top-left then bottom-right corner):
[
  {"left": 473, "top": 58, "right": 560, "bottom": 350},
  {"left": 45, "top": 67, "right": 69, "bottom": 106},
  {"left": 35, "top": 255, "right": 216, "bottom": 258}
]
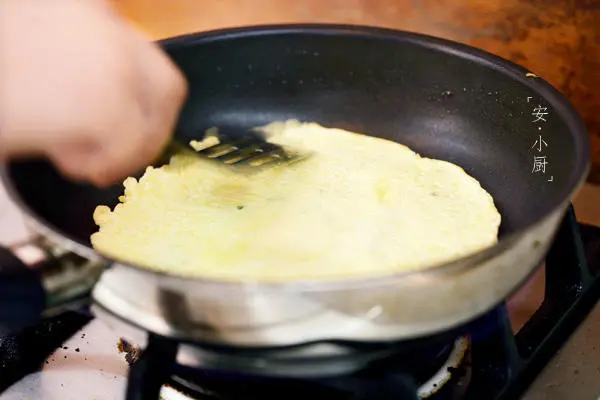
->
[{"left": 0, "top": 0, "right": 188, "bottom": 187}]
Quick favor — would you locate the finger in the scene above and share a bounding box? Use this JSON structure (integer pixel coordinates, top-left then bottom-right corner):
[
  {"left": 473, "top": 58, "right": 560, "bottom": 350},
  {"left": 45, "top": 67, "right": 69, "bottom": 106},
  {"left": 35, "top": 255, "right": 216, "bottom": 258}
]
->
[
  {"left": 128, "top": 28, "right": 188, "bottom": 165},
  {"left": 81, "top": 25, "right": 187, "bottom": 187},
  {"left": 47, "top": 141, "right": 101, "bottom": 183},
  {"left": 85, "top": 109, "right": 170, "bottom": 187},
  {"left": 49, "top": 106, "right": 148, "bottom": 187},
  {"left": 85, "top": 113, "right": 150, "bottom": 187},
  {"left": 142, "top": 60, "right": 188, "bottom": 166}
]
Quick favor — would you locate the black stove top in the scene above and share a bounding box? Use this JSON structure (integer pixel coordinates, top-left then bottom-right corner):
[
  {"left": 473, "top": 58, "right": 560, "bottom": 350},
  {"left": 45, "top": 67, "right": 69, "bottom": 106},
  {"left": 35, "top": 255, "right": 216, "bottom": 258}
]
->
[{"left": 0, "top": 205, "right": 599, "bottom": 400}]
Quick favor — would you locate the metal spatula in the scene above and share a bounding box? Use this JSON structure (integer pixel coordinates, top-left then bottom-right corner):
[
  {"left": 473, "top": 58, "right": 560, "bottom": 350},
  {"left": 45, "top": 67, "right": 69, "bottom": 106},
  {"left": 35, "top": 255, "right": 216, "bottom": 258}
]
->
[{"left": 160, "top": 129, "right": 309, "bottom": 172}]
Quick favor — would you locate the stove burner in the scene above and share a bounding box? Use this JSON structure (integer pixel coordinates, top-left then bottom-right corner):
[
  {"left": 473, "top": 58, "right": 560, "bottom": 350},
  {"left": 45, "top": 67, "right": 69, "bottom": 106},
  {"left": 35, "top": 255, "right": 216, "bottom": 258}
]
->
[
  {"left": 156, "top": 336, "right": 470, "bottom": 400},
  {"left": 158, "top": 336, "right": 469, "bottom": 400},
  {"left": 418, "top": 337, "right": 469, "bottom": 398},
  {"left": 161, "top": 386, "right": 193, "bottom": 400}
]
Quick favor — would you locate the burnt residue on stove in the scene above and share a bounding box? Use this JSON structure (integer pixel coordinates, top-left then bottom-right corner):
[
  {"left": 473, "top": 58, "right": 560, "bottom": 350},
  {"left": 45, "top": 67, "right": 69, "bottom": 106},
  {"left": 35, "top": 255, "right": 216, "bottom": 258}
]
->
[
  {"left": 0, "top": 311, "right": 92, "bottom": 392},
  {"left": 117, "top": 338, "right": 141, "bottom": 367}
]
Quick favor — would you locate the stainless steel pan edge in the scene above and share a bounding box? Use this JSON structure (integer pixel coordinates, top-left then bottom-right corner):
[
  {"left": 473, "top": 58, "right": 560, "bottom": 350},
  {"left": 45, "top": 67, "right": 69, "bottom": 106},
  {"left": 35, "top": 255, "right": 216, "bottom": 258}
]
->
[
  {"left": 5, "top": 187, "right": 571, "bottom": 346},
  {"left": 87, "top": 203, "right": 567, "bottom": 346}
]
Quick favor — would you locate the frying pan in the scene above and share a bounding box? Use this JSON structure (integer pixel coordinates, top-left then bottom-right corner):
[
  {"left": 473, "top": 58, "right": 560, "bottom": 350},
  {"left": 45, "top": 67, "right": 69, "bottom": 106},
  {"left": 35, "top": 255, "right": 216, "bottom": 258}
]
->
[{"left": 0, "top": 25, "right": 589, "bottom": 357}]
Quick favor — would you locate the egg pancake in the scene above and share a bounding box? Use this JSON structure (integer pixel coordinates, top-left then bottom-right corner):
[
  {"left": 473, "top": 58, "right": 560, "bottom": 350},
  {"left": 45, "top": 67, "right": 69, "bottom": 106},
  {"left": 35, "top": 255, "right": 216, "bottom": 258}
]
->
[{"left": 91, "top": 120, "right": 501, "bottom": 281}]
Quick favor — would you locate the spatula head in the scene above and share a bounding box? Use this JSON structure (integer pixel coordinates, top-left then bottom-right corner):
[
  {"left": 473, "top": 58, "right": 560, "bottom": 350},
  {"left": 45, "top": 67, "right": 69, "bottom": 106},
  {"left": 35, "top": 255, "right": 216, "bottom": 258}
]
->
[{"left": 161, "top": 128, "right": 310, "bottom": 173}]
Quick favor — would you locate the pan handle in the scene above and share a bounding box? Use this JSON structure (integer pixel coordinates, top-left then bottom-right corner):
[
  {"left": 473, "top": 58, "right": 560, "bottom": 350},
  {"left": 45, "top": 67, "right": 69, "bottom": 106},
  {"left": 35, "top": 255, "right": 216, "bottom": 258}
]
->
[
  {"left": 0, "top": 246, "right": 45, "bottom": 332},
  {"left": 0, "top": 236, "right": 106, "bottom": 332}
]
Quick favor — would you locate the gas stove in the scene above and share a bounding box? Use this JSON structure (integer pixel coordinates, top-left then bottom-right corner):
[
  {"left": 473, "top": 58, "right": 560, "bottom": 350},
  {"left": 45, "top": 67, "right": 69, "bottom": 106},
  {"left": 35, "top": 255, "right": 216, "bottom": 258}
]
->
[
  {"left": 120, "top": 205, "right": 600, "bottom": 400},
  {"left": 1, "top": 185, "right": 600, "bottom": 399}
]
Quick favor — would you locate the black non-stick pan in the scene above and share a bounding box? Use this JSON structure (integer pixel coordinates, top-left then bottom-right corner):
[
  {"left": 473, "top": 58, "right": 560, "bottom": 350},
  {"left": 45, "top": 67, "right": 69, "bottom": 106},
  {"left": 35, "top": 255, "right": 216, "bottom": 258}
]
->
[{"left": 0, "top": 25, "right": 589, "bottom": 357}]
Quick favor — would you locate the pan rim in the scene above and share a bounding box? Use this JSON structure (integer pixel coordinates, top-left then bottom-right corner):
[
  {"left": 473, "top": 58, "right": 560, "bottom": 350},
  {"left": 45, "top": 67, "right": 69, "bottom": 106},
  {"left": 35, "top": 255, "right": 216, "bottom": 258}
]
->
[{"left": 0, "top": 23, "right": 590, "bottom": 291}]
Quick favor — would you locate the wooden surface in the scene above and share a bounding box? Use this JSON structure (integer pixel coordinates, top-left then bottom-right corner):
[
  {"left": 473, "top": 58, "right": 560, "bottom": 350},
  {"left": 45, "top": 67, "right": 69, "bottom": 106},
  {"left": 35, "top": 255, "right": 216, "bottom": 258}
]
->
[{"left": 110, "top": 0, "right": 600, "bottom": 182}]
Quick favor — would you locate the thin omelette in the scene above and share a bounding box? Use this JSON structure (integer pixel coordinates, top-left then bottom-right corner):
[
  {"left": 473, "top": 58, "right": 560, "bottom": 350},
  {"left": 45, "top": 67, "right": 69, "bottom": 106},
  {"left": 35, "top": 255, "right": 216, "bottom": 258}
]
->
[{"left": 91, "top": 120, "right": 501, "bottom": 281}]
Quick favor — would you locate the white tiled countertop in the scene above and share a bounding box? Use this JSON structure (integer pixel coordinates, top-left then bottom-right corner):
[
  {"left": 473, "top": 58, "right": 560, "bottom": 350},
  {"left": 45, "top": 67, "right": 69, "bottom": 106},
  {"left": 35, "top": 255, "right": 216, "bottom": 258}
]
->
[{"left": 0, "top": 182, "right": 599, "bottom": 400}]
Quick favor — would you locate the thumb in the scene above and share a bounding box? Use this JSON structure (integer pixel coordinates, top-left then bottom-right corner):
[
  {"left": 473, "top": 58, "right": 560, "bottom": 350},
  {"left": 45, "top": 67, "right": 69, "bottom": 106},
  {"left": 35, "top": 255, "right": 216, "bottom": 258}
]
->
[{"left": 46, "top": 141, "right": 104, "bottom": 184}]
